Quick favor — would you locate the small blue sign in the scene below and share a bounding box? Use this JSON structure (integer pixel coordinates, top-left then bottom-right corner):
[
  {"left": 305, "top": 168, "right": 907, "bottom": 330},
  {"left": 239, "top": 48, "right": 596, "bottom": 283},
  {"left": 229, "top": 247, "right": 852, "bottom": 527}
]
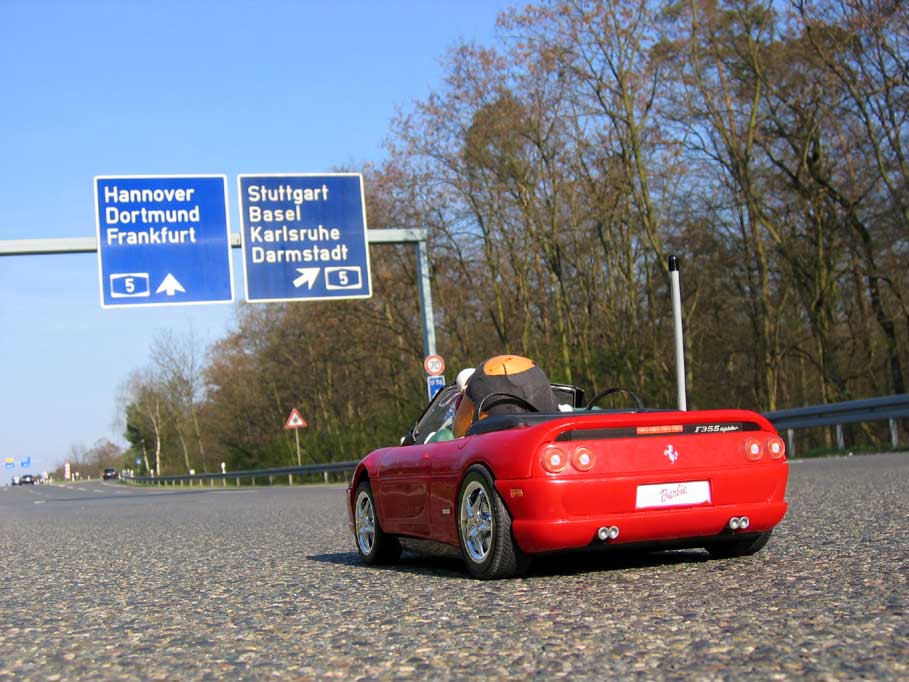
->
[
  {"left": 20, "top": 456, "right": 30, "bottom": 469},
  {"left": 238, "top": 174, "right": 371, "bottom": 302},
  {"left": 427, "top": 375, "right": 446, "bottom": 401},
  {"left": 95, "top": 175, "right": 233, "bottom": 308}
]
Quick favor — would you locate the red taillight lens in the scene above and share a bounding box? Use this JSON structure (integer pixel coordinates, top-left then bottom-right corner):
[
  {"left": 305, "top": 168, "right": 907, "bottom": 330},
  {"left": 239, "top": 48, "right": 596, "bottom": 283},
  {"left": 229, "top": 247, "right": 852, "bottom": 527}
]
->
[
  {"left": 767, "top": 435, "right": 785, "bottom": 459},
  {"left": 541, "top": 446, "right": 568, "bottom": 473},
  {"left": 571, "top": 447, "right": 595, "bottom": 471},
  {"left": 744, "top": 439, "right": 763, "bottom": 461}
]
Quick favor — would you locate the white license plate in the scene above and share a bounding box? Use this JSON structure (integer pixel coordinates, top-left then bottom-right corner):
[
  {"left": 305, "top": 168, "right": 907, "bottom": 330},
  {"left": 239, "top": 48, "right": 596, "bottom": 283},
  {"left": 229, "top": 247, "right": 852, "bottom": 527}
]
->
[{"left": 635, "top": 481, "right": 711, "bottom": 509}]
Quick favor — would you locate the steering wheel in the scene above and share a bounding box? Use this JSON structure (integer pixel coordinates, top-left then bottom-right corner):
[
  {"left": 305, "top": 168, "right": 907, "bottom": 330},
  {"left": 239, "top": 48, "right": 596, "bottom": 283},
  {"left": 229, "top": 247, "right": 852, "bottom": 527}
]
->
[
  {"left": 474, "top": 392, "right": 540, "bottom": 421},
  {"left": 585, "top": 387, "right": 644, "bottom": 411}
]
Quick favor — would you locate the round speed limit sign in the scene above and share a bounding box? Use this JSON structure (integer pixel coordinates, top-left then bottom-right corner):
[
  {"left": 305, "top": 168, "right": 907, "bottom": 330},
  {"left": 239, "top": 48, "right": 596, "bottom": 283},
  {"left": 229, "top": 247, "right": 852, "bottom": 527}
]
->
[{"left": 423, "top": 354, "right": 445, "bottom": 376}]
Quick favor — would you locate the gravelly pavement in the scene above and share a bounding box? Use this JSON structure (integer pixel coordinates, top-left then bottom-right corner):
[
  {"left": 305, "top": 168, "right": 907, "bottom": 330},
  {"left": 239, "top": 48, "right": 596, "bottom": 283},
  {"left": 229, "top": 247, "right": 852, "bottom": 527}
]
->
[{"left": 1, "top": 452, "right": 906, "bottom": 681}]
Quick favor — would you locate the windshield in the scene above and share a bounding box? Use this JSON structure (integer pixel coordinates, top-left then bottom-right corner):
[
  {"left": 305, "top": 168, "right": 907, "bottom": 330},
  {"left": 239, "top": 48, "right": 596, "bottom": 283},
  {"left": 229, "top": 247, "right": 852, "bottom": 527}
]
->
[{"left": 413, "top": 385, "right": 461, "bottom": 444}]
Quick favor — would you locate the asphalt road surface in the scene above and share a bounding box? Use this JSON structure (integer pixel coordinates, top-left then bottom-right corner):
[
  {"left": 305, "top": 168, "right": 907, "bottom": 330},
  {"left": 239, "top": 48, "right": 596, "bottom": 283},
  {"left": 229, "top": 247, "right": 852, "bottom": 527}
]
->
[{"left": 1, "top": 452, "right": 907, "bottom": 681}]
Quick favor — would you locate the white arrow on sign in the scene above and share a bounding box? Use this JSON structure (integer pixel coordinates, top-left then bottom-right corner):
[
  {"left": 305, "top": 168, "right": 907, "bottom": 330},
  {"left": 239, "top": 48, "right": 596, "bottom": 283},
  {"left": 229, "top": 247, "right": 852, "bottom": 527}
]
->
[
  {"left": 156, "top": 273, "right": 186, "bottom": 296},
  {"left": 293, "top": 268, "right": 321, "bottom": 289}
]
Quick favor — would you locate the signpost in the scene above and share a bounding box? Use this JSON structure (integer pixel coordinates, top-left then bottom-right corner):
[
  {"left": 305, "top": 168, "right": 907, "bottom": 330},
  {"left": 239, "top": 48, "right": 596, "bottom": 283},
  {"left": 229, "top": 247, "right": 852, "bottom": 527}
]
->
[
  {"left": 3, "top": 458, "right": 13, "bottom": 471},
  {"left": 94, "top": 175, "right": 233, "bottom": 307},
  {"left": 424, "top": 353, "right": 446, "bottom": 400},
  {"left": 238, "top": 173, "right": 371, "bottom": 302},
  {"left": 19, "top": 456, "right": 30, "bottom": 469},
  {"left": 284, "top": 408, "right": 308, "bottom": 467}
]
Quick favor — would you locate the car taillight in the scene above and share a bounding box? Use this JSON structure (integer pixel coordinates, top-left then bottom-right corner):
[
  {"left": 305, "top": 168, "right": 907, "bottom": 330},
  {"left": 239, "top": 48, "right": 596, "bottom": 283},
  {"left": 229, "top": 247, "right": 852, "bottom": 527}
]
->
[
  {"left": 570, "top": 447, "right": 595, "bottom": 471},
  {"left": 744, "top": 439, "right": 763, "bottom": 461},
  {"left": 541, "top": 446, "right": 568, "bottom": 473},
  {"left": 636, "top": 424, "right": 683, "bottom": 435},
  {"left": 767, "top": 435, "right": 785, "bottom": 459}
]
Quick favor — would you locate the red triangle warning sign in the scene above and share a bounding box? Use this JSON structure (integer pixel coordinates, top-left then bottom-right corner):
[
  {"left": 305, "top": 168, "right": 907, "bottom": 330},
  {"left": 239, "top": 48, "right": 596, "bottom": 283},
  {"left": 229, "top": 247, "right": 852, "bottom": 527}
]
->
[{"left": 284, "top": 408, "right": 308, "bottom": 430}]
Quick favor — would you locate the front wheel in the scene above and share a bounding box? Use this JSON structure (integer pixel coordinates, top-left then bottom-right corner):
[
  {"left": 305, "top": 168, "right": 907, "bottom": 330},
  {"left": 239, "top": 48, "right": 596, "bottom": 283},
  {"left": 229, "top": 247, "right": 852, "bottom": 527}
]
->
[
  {"left": 353, "top": 481, "right": 401, "bottom": 565},
  {"left": 705, "top": 530, "right": 773, "bottom": 558},
  {"left": 457, "top": 466, "right": 529, "bottom": 579}
]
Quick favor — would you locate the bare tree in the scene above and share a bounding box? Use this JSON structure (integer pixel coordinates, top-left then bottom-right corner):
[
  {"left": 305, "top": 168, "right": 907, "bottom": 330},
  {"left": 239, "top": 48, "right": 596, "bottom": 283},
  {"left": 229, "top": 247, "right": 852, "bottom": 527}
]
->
[
  {"left": 122, "top": 369, "right": 169, "bottom": 476},
  {"left": 149, "top": 328, "right": 210, "bottom": 472}
]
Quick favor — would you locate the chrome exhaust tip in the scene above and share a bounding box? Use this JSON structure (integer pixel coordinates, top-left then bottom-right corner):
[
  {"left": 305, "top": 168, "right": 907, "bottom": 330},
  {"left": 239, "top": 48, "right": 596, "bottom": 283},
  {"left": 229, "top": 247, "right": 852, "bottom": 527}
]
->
[
  {"left": 597, "top": 526, "right": 620, "bottom": 542},
  {"left": 739, "top": 516, "right": 750, "bottom": 530},
  {"left": 728, "top": 517, "right": 741, "bottom": 530}
]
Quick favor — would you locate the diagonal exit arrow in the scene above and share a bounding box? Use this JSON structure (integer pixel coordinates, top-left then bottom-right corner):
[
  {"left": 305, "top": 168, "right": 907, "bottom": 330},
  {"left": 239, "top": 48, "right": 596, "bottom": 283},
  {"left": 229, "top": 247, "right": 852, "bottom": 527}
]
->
[
  {"left": 293, "top": 268, "right": 320, "bottom": 289},
  {"left": 156, "top": 273, "right": 186, "bottom": 296}
]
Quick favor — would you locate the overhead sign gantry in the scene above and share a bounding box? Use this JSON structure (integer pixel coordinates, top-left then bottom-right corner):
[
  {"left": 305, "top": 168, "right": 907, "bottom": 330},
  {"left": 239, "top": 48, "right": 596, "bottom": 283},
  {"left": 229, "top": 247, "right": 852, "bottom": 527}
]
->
[{"left": 4, "top": 177, "right": 436, "bottom": 357}]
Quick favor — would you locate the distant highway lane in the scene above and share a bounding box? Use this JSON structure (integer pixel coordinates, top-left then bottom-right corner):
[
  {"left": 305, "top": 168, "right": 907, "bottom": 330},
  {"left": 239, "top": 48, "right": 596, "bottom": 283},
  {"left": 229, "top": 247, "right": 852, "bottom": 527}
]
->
[{"left": 1, "top": 453, "right": 906, "bottom": 680}]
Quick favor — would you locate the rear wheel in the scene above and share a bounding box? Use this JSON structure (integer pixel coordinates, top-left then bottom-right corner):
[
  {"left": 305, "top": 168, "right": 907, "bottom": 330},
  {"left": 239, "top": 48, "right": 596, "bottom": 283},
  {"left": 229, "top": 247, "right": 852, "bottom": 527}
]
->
[
  {"left": 354, "top": 481, "right": 401, "bottom": 565},
  {"left": 705, "top": 530, "right": 772, "bottom": 558},
  {"left": 457, "top": 466, "right": 528, "bottom": 579}
]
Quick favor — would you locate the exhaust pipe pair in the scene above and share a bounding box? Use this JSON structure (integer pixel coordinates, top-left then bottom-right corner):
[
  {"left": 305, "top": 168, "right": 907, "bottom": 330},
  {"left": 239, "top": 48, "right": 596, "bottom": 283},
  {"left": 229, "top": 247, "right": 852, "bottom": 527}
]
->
[
  {"left": 728, "top": 516, "right": 750, "bottom": 530},
  {"left": 597, "top": 526, "right": 620, "bottom": 541}
]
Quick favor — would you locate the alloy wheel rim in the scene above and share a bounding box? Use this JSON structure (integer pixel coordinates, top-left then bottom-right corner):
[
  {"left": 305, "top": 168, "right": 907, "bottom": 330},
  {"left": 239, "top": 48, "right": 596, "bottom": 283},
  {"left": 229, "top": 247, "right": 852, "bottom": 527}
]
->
[
  {"left": 355, "top": 491, "right": 376, "bottom": 555},
  {"left": 460, "top": 480, "right": 493, "bottom": 563}
]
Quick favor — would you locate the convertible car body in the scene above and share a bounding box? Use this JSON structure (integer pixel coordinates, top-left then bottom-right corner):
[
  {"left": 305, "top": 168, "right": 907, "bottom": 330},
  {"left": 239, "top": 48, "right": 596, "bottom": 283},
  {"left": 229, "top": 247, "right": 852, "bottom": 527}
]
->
[{"left": 348, "top": 384, "right": 788, "bottom": 579}]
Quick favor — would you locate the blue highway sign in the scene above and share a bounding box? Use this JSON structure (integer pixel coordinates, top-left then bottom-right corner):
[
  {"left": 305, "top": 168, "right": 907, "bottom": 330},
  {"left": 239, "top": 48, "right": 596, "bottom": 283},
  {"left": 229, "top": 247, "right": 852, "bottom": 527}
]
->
[
  {"left": 238, "top": 174, "right": 371, "bottom": 302},
  {"left": 427, "top": 375, "right": 446, "bottom": 401},
  {"left": 20, "top": 456, "right": 31, "bottom": 469},
  {"left": 94, "top": 175, "right": 233, "bottom": 308}
]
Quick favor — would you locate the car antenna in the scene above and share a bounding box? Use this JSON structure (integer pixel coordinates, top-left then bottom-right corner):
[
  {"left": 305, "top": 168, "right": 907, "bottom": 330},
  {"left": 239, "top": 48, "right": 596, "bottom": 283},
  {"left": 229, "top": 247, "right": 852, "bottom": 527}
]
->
[{"left": 669, "top": 255, "right": 687, "bottom": 411}]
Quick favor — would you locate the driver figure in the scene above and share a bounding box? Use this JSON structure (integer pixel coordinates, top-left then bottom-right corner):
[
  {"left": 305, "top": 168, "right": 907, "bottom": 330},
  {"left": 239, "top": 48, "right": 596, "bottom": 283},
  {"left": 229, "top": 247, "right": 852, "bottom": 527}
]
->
[{"left": 452, "top": 355, "right": 558, "bottom": 437}]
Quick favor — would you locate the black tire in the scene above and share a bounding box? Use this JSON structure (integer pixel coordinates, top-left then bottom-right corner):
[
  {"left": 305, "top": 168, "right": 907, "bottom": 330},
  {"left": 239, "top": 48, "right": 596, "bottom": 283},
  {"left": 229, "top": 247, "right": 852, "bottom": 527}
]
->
[
  {"left": 456, "top": 466, "right": 529, "bottom": 579},
  {"left": 705, "top": 530, "right": 773, "bottom": 558},
  {"left": 353, "top": 481, "right": 401, "bottom": 565}
]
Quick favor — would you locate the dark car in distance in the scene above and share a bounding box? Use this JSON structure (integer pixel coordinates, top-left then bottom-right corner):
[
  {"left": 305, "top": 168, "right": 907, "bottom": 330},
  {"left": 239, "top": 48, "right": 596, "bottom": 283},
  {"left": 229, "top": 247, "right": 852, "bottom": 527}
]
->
[
  {"left": 102, "top": 468, "right": 119, "bottom": 480},
  {"left": 18, "top": 474, "right": 36, "bottom": 485}
]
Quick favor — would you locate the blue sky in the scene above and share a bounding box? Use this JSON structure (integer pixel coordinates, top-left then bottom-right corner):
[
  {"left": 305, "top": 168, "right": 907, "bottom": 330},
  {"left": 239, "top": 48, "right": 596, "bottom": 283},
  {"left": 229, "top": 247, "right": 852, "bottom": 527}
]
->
[{"left": 0, "top": 0, "right": 510, "bottom": 475}]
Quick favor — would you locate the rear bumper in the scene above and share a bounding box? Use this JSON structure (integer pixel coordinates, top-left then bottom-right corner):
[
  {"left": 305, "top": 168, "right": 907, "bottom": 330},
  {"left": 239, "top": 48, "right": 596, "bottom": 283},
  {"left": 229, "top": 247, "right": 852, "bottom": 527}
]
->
[
  {"left": 509, "top": 501, "right": 787, "bottom": 553},
  {"left": 497, "top": 468, "right": 788, "bottom": 554}
]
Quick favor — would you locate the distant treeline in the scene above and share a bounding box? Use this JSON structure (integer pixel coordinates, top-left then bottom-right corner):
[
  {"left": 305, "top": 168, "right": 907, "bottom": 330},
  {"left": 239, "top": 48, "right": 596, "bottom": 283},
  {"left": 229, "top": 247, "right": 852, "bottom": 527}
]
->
[{"left": 117, "top": 0, "right": 909, "bottom": 474}]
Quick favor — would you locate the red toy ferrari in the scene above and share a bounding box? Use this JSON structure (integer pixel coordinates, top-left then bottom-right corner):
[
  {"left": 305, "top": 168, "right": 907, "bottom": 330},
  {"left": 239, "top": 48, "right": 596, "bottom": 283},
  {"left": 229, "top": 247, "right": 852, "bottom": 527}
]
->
[{"left": 348, "top": 370, "right": 789, "bottom": 579}]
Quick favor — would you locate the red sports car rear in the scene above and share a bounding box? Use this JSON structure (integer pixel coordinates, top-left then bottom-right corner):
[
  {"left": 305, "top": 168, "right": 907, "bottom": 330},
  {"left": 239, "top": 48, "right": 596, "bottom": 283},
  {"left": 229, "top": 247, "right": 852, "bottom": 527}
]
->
[{"left": 494, "top": 409, "right": 787, "bottom": 553}]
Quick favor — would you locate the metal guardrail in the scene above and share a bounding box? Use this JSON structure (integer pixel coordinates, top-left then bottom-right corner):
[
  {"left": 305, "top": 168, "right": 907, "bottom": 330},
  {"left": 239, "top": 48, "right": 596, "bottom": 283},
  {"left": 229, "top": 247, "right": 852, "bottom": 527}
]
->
[
  {"left": 764, "top": 394, "right": 909, "bottom": 429},
  {"left": 123, "top": 395, "right": 908, "bottom": 485},
  {"left": 124, "top": 460, "right": 358, "bottom": 487},
  {"left": 764, "top": 394, "right": 908, "bottom": 455}
]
